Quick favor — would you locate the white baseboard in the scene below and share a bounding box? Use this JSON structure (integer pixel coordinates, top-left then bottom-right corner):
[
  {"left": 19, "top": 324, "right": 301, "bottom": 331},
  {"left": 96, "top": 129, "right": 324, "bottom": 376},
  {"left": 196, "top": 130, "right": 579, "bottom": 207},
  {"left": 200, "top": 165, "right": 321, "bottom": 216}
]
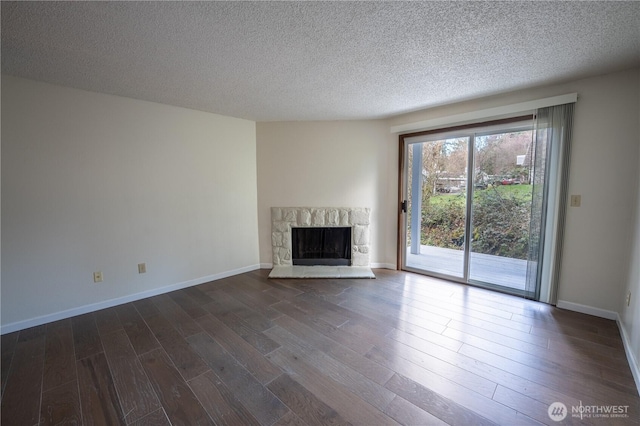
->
[
  {"left": 260, "top": 263, "right": 273, "bottom": 269},
  {"left": 616, "top": 314, "right": 640, "bottom": 396},
  {"left": 0, "top": 264, "right": 261, "bottom": 335},
  {"left": 370, "top": 263, "right": 397, "bottom": 270},
  {"left": 556, "top": 300, "right": 618, "bottom": 320}
]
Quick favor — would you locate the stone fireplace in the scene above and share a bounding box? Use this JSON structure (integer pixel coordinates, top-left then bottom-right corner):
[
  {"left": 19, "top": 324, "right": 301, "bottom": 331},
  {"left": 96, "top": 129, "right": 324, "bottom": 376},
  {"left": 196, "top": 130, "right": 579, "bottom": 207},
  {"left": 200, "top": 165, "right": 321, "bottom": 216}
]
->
[{"left": 269, "top": 207, "right": 374, "bottom": 278}]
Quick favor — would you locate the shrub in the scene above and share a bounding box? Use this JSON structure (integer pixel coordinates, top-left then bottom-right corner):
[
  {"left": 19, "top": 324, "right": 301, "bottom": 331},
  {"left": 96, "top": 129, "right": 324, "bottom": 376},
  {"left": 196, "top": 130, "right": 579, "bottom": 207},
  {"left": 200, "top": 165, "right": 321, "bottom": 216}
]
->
[
  {"left": 471, "top": 188, "right": 530, "bottom": 259},
  {"left": 421, "top": 197, "right": 466, "bottom": 249}
]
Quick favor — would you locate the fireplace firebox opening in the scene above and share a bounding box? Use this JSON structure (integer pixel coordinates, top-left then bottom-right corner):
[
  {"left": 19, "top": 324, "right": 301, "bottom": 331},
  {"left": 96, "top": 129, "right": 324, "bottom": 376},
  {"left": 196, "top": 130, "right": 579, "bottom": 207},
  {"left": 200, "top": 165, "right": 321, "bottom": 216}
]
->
[{"left": 291, "top": 227, "right": 351, "bottom": 266}]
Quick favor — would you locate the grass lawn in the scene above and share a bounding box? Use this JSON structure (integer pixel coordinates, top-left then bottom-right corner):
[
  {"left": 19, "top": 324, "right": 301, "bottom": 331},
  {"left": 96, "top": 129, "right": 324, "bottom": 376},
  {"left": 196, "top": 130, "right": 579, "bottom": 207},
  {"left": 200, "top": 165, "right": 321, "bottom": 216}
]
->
[{"left": 428, "top": 184, "right": 533, "bottom": 207}]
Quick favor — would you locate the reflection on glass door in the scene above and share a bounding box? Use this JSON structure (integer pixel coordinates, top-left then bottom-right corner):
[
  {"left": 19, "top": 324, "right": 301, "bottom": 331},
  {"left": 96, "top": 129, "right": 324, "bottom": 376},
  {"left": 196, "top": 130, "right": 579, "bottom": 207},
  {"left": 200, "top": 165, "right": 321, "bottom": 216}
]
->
[{"left": 402, "top": 124, "right": 535, "bottom": 296}]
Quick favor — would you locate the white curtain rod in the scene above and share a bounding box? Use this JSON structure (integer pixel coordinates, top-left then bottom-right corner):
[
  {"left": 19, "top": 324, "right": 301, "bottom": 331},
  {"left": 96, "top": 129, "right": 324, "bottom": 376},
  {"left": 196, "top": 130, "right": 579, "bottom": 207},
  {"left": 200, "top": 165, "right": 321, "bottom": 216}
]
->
[{"left": 390, "top": 93, "right": 578, "bottom": 134}]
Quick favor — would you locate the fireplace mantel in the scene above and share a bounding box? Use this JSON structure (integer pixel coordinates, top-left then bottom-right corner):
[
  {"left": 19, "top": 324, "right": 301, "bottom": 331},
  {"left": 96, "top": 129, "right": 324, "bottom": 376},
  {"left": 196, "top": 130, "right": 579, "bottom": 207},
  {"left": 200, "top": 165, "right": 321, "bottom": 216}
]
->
[{"left": 270, "top": 207, "right": 371, "bottom": 267}]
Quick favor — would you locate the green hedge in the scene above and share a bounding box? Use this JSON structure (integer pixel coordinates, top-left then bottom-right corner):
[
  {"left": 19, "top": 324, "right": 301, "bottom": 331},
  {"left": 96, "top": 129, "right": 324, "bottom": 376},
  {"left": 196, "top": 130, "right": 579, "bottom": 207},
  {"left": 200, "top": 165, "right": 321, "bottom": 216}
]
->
[{"left": 420, "top": 186, "right": 531, "bottom": 259}]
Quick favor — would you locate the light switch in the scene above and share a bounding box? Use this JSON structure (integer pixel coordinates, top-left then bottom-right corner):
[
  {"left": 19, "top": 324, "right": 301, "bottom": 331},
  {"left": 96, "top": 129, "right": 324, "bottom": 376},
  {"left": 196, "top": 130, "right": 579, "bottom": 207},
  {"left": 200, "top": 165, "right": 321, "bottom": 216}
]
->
[{"left": 570, "top": 195, "right": 581, "bottom": 207}]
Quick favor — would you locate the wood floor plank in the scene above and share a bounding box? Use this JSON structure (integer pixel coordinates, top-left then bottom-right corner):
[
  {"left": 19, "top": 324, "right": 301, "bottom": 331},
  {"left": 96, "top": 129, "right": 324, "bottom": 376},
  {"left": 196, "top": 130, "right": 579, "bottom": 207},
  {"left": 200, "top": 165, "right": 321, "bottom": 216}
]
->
[
  {"left": 133, "top": 298, "right": 162, "bottom": 319},
  {"left": 139, "top": 348, "right": 213, "bottom": 425},
  {"left": 95, "top": 306, "right": 124, "bottom": 336},
  {"left": 204, "top": 308, "right": 281, "bottom": 354},
  {"left": 115, "top": 304, "right": 160, "bottom": 355},
  {"left": 43, "top": 319, "right": 77, "bottom": 391},
  {"left": 18, "top": 324, "right": 47, "bottom": 342},
  {"left": 203, "top": 289, "right": 274, "bottom": 332},
  {"left": 349, "top": 276, "right": 513, "bottom": 326},
  {"left": 280, "top": 278, "right": 352, "bottom": 297},
  {"left": 275, "top": 296, "right": 351, "bottom": 328},
  {"left": 188, "top": 370, "right": 261, "bottom": 426},
  {"left": 601, "top": 365, "right": 640, "bottom": 395},
  {"left": 371, "top": 338, "right": 498, "bottom": 399},
  {"left": 298, "top": 291, "right": 404, "bottom": 334},
  {"left": 267, "top": 373, "right": 353, "bottom": 426},
  {"left": 77, "top": 352, "right": 125, "bottom": 425},
  {"left": 510, "top": 311, "right": 600, "bottom": 333},
  {"left": 383, "top": 395, "right": 449, "bottom": 426},
  {"left": 72, "top": 313, "right": 103, "bottom": 360},
  {"left": 523, "top": 306, "right": 619, "bottom": 331},
  {"left": 445, "top": 321, "right": 632, "bottom": 378},
  {"left": 338, "top": 318, "right": 395, "bottom": 350},
  {"left": 443, "top": 320, "right": 549, "bottom": 353},
  {"left": 101, "top": 329, "right": 161, "bottom": 423},
  {"left": 272, "top": 299, "right": 374, "bottom": 355},
  {"left": 1, "top": 331, "right": 19, "bottom": 398},
  {"left": 169, "top": 290, "right": 209, "bottom": 319},
  {"left": 267, "top": 347, "right": 400, "bottom": 426},
  {"left": 182, "top": 285, "right": 215, "bottom": 305},
  {"left": 228, "top": 274, "right": 288, "bottom": 298},
  {"left": 221, "top": 285, "right": 283, "bottom": 321},
  {"left": 261, "top": 278, "right": 305, "bottom": 300},
  {"left": 548, "top": 331, "right": 629, "bottom": 360},
  {"left": 129, "top": 408, "right": 171, "bottom": 426},
  {"left": 384, "top": 373, "right": 496, "bottom": 426},
  {"left": 405, "top": 289, "right": 515, "bottom": 320},
  {"left": 385, "top": 324, "right": 588, "bottom": 412},
  {"left": 0, "top": 333, "right": 46, "bottom": 426},
  {"left": 458, "top": 343, "right": 640, "bottom": 409},
  {"left": 273, "top": 313, "right": 394, "bottom": 385},
  {"left": 40, "top": 381, "right": 82, "bottom": 426},
  {"left": 367, "top": 347, "right": 530, "bottom": 425},
  {"left": 150, "top": 294, "right": 203, "bottom": 338},
  {"left": 187, "top": 332, "right": 290, "bottom": 426},
  {"left": 196, "top": 314, "right": 282, "bottom": 384},
  {"left": 405, "top": 296, "right": 533, "bottom": 332},
  {"left": 443, "top": 309, "right": 536, "bottom": 336},
  {"left": 143, "top": 313, "right": 210, "bottom": 381},
  {"left": 265, "top": 325, "right": 396, "bottom": 411},
  {"left": 530, "top": 323, "right": 624, "bottom": 349},
  {"left": 386, "top": 326, "right": 463, "bottom": 355},
  {"left": 337, "top": 292, "right": 450, "bottom": 334},
  {"left": 272, "top": 411, "right": 308, "bottom": 426},
  {"left": 492, "top": 385, "right": 563, "bottom": 426}
]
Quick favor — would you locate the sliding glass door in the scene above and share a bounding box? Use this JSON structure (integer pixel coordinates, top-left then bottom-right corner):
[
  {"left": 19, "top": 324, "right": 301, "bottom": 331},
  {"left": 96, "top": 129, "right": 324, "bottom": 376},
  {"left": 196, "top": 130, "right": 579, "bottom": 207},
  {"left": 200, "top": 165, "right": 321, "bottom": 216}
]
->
[
  {"left": 401, "top": 120, "right": 536, "bottom": 296},
  {"left": 468, "top": 130, "right": 534, "bottom": 292},
  {"left": 405, "top": 136, "right": 470, "bottom": 278}
]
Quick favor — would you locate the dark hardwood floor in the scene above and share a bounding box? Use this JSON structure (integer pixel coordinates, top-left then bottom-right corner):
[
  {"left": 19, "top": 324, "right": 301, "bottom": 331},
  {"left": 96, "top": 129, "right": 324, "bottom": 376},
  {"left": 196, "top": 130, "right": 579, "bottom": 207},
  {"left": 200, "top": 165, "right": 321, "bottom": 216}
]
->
[{"left": 1, "top": 269, "right": 638, "bottom": 425}]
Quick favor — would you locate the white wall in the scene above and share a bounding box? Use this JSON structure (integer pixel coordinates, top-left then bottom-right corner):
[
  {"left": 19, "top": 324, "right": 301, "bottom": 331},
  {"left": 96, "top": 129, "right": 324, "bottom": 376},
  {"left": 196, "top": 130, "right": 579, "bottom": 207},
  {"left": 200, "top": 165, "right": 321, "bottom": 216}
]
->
[
  {"left": 256, "top": 120, "right": 393, "bottom": 268},
  {"left": 387, "top": 68, "right": 640, "bottom": 315},
  {"left": 1, "top": 76, "right": 259, "bottom": 331}
]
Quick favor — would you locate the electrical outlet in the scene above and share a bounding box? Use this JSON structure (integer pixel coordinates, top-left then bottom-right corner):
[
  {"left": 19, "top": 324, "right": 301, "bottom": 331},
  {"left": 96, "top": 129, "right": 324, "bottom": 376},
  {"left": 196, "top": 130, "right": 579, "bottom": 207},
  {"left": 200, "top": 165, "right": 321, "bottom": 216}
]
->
[
  {"left": 93, "top": 271, "right": 103, "bottom": 283},
  {"left": 138, "top": 263, "right": 147, "bottom": 274},
  {"left": 570, "top": 195, "right": 581, "bottom": 207},
  {"left": 626, "top": 291, "right": 631, "bottom": 307}
]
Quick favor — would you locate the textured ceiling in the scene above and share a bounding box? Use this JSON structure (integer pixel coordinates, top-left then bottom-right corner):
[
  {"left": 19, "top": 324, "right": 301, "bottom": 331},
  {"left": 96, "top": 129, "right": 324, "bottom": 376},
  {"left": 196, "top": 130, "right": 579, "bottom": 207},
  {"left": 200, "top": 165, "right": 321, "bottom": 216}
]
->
[{"left": 2, "top": 1, "right": 639, "bottom": 121}]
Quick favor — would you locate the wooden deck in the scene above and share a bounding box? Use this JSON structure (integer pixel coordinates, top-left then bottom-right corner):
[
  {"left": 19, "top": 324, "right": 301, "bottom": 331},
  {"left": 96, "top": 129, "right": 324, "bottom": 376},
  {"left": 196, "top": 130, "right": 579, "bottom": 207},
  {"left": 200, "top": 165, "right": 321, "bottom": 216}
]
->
[
  {"left": 406, "top": 245, "right": 528, "bottom": 290},
  {"left": 1, "top": 269, "right": 638, "bottom": 425}
]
